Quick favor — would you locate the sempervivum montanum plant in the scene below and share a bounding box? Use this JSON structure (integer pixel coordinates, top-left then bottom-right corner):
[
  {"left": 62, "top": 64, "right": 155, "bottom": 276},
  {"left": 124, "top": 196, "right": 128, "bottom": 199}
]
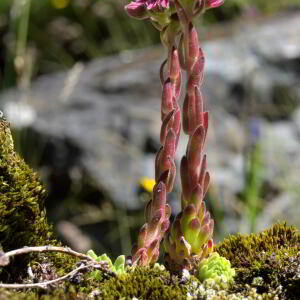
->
[{"left": 125, "top": 0, "right": 224, "bottom": 273}]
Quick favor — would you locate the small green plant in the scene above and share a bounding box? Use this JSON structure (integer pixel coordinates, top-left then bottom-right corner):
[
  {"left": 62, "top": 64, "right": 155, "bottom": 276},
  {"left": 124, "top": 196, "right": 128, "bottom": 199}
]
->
[
  {"left": 86, "top": 250, "right": 126, "bottom": 277},
  {"left": 197, "top": 252, "right": 235, "bottom": 283}
]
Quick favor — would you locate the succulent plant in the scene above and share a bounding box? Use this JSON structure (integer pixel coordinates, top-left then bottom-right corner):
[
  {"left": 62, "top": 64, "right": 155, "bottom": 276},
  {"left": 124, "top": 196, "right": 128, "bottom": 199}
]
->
[
  {"left": 125, "top": 0, "right": 224, "bottom": 272},
  {"left": 197, "top": 252, "right": 235, "bottom": 283},
  {"left": 86, "top": 250, "right": 126, "bottom": 277}
]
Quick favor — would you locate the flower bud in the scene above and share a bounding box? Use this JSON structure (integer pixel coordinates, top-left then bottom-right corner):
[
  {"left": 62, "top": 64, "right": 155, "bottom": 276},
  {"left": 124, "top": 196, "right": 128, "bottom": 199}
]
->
[
  {"left": 204, "top": 0, "right": 224, "bottom": 9},
  {"left": 125, "top": 1, "right": 148, "bottom": 19}
]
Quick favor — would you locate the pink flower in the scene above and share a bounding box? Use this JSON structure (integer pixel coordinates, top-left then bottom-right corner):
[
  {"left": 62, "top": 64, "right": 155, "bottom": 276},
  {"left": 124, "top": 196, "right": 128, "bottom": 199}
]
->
[
  {"left": 204, "top": 0, "right": 224, "bottom": 9},
  {"left": 125, "top": 1, "right": 148, "bottom": 19},
  {"left": 125, "top": 0, "right": 169, "bottom": 18},
  {"left": 146, "top": 0, "right": 169, "bottom": 10}
]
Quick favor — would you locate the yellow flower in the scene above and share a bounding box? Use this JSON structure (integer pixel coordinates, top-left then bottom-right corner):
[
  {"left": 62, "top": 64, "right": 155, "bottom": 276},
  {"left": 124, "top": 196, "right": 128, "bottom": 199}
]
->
[
  {"left": 51, "top": 0, "right": 70, "bottom": 9},
  {"left": 139, "top": 177, "right": 156, "bottom": 193}
]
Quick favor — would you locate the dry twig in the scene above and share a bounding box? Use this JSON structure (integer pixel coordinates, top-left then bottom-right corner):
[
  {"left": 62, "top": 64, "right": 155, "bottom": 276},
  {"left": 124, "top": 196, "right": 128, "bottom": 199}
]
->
[{"left": 0, "top": 245, "right": 116, "bottom": 289}]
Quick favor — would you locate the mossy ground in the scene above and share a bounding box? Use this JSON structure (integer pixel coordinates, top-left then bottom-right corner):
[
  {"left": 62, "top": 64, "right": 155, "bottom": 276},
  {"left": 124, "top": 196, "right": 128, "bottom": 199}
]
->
[
  {"left": 216, "top": 222, "right": 300, "bottom": 300},
  {"left": 0, "top": 118, "right": 52, "bottom": 252},
  {"left": 0, "top": 118, "right": 76, "bottom": 283},
  {"left": 1, "top": 118, "right": 300, "bottom": 299}
]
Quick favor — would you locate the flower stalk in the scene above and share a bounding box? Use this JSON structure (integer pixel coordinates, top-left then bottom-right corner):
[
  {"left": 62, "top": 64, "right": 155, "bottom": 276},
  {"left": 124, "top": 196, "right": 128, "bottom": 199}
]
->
[{"left": 125, "top": 0, "right": 224, "bottom": 271}]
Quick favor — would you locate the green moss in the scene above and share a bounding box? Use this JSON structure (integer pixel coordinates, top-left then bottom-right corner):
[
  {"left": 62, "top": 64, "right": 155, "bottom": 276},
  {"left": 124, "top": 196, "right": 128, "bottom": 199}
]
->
[
  {"left": 0, "top": 119, "right": 54, "bottom": 251},
  {"left": 216, "top": 222, "right": 300, "bottom": 299},
  {"left": 96, "top": 266, "right": 189, "bottom": 300},
  {"left": 0, "top": 286, "right": 85, "bottom": 300},
  {"left": 0, "top": 119, "right": 69, "bottom": 282}
]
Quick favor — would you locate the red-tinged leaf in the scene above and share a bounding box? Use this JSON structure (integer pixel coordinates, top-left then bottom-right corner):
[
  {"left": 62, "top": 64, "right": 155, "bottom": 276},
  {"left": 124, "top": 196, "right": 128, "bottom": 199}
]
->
[
  {"left": 187, "top": 125, "right": 205, "bottom": 169},
  {"left": 160, "top": 129, "right": 176, "bottom": 172},
  {"left": 209, "top": 219, "right": 214, "bottom": 235},
  {"left": 160, "top": 109, "right": 175, "bottom": 145},
  {"left": 178, "top": 34, "right": 187, "bottom": 70},
  {"left": 203, "top": 171, "right": 210, "bottom": 197},
  {"left": 188, "top": 217, "right": 201, "bottom": 231},
  {"left": 186, "top": 218, "right": 201, "bottom": 250},
  {"left": 175, "top": 123, "right": 181, "bottom": 151},
  {"left": 202, "top": 211, "right": 211, "bottom": 226},
  {"left": 195, "top": 86, "right": 204, "bottom": 127},
  {"left": 152, "top": 182, "right": 167, "bottom": 212},
  {"left": 187, "top": 23, "right": 199, "bottom": 70},
  {"left": 150, "top": 249, "right": 160, "bottom": 264},
  {"left": 166, "top": 158, "right": 176, "bottom": 193},
  {"left": 161, "top": 218, "right": 170, "bottom": 233},
  {"left": 187, "top": 92, "right": 196, "bottom": 135},
  {"left": 198, "top": 154, "right": 207, "bottom": 187},
  {"left": 159, "top": 156, "right": 173, "bottom": 182},
  {"left": 198, "top": 48, "right": 205, "bottom": 75},
  {"left": 133, "top": 248, "right": 148, "bottom": 266},
  {"left": 180, "top": 156, "right": 190, "bottom": 202},
  {"left": 150, "top": 210, "right": 163, "bottom": 230},
  {"left": 190, "top": 184, "right": 203, "bottom": 211},
  {"left": 198, "top": 223, "right": 210, "bottom": 244},
  {"left": 181, "top": 192, "right": 188, "bottom": 211},
  {"left": 203, "top": 111, "right": 209, "bottom": 137},
  {"left": 138, "top": 224, "right": 148, "bottom": 248},
  {"left": 148, "top": 239, "right": 159, "bottom": 254},
  {"left": 180, "top": 204, "right": 197, "bottom": 234},
  {"left": 155, "top": 146, "right": 163, "bottom": 181},
  {"left": 178, "top": 236, "right": 191, "bottom": 257},
  {"left": 182, "top": 94, "right": 189, "bottom": 134},
  {"left": 157, "top": 169, "right": 170, "bottom": 188},
  {"left": 187, "top": 48, "right": 204, "bottom": 91},
  {"left": 161, "top": 78, "right": 173, "bottom": 116},
  {"left": 169, "top": 47, "right": 180, "bottom": 82},
  {"left": 165, "top": 203, "right": 172, "bottom": 219},
  {"left": 174, "top": 76, "right": 181, "bottom": 100},
  {"left": 147, "top": 210, "right": 163, "bottom": 242},
  {"left": 160, "top": 58, "right": 167, "bottom": 86},
  {"left": 172, "top": 95, "right": 177, "bottom": 108},
  {"left": 172, "top": 106, "right": 181, "bottom": 136},
  {"left": 207, "top": 238, "right": 213, "bottom": 252},
  {"left": 144, "top": 198, "right": 152, "bottom": 222},
  {"left": 198, "top": 201, "right": 205, "bottom": 224}
]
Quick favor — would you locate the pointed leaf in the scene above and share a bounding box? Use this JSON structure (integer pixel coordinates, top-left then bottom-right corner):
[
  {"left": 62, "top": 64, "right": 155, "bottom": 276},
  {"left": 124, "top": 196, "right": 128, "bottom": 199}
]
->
[
  {"left": 161, "top": 78, "right": 173, "bottom": 116},
  {"left": 195, "top": 86, "right": 204, "bottom": 127},
  {"left": 182, "top": 94, "right": 190, "bottom": 134},
  {"left": 180, "top": 155, "right": 190, "bottom": 203},
  {"left": 187, "top": 23, "right": 199, "bottom": 69},
  {"left": 152, "top": 182, "right": 167, "bottom": 213},
  {"left": 203, "top": 171, "right": 210, "bottom": 197},
  {"left": 187, "top": 125, "right": 205, "bottom": 169}
]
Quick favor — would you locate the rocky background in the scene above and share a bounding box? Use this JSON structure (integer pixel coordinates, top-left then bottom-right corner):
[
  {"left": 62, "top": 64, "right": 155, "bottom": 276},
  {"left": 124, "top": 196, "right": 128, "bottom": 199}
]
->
[{"left": 1, "top": 8, "right": 300, "bottom": 259}]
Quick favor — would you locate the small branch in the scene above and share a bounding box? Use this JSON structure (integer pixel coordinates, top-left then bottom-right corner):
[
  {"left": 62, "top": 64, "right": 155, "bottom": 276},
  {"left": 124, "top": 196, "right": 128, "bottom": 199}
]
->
[
  {"left": 0, "top": 245, "right": 116, "bottom": 289},
  {"left": 0, "top": 261, "right": 112, "bottom": 289},
  {"left": 0, "top": 245, "right": 94, "bottom": 267}
]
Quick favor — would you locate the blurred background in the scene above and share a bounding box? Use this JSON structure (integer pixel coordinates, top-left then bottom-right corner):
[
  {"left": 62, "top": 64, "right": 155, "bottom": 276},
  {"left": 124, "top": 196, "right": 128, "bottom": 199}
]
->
[{"left": 1, "top": 0, "right": 300, "bottom": 261}]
